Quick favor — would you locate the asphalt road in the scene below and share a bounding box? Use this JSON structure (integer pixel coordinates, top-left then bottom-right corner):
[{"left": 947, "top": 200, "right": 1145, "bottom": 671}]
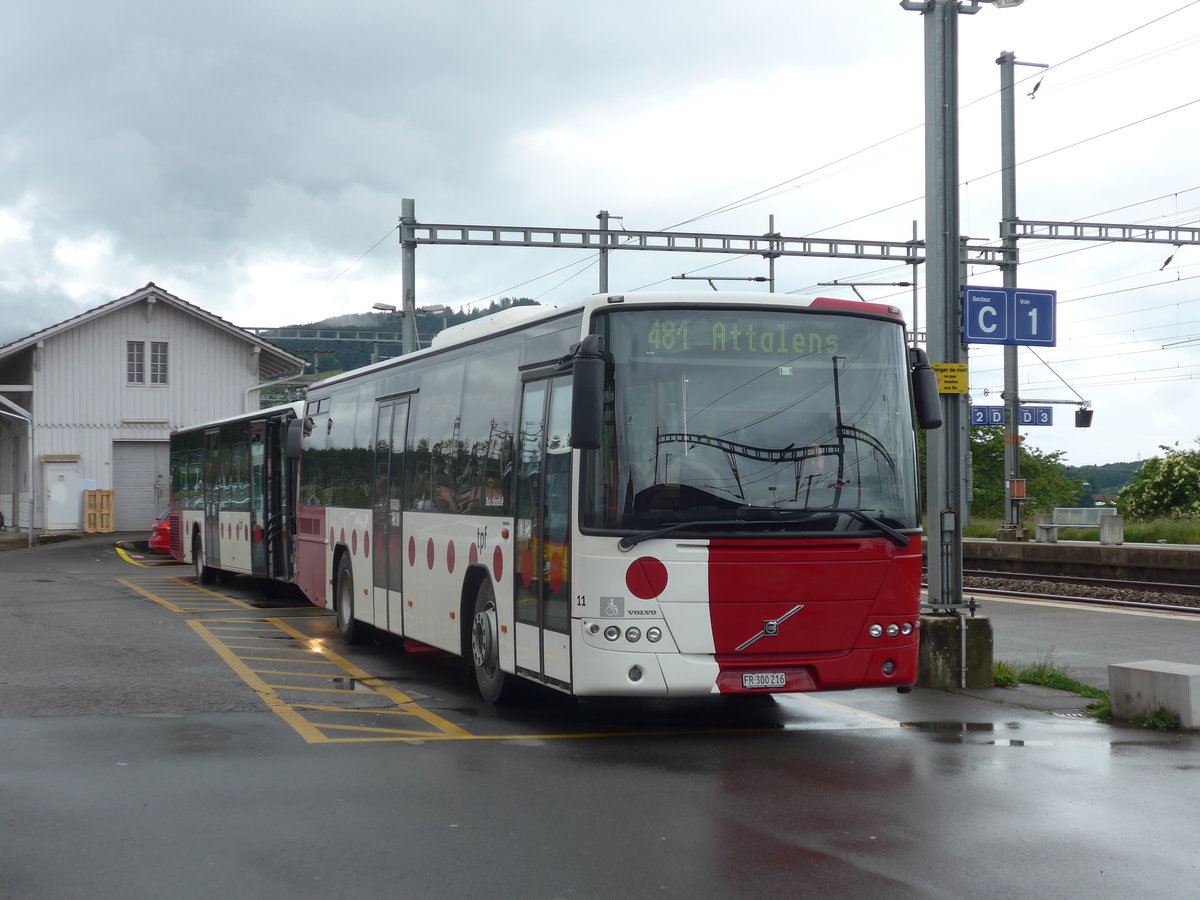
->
[{"left": 2, "top": 535, "right": 1198, "bottom": 899}]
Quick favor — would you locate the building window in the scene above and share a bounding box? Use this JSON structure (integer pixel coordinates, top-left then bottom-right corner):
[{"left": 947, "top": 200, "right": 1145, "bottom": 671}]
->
[
  {"left": 151, "top": 341, "right": 169, "bottom": 384},
  {"left": 127, "top": 341, "right": 145, "bottom": 384},
  {"left": 126, "top": 341, "right": 168, "bottom": 385}
]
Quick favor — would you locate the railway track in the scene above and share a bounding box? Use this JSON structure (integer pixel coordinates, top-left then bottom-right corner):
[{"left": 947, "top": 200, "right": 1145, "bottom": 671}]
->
[{"left": 959, "top": 569, "right": 1200, "bottom": 613}]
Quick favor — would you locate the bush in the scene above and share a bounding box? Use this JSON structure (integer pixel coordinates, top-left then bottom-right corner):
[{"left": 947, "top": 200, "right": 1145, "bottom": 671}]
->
[{"left": 1117, "top": 442, "right": 1200, "bottom": 519}]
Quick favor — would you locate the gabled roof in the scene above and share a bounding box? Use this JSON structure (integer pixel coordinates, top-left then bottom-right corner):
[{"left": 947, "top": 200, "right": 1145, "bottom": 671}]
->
[{"left": 0, "top": 283, "right": 306, "bottom": 378}]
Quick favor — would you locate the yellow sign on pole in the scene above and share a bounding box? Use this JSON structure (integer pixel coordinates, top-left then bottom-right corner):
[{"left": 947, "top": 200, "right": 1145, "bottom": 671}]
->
[{"left": 930, "top": 363, "right": 969, "bottom": 394}]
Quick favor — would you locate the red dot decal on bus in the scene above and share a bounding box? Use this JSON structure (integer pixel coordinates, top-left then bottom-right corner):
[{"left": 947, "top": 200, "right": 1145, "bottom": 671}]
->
[
  {"left": 340, "top": 528, "right": 346, "bottom": 547},
  {"left": 469, "top": 544, "right": 478, "bottom": 565},
  {"left": 408, "top": 536, "right": 416, "bottom": 567},
  {"left": 447, "top": 541, "right": 455, "bottom": 573},
  {"left": 492, "top": 546, "right": 503, "bottom": 582},
  {"left": 426, "top": 538, "right": 435, "bottom": 570},
  {"left": 253, "top": 525, "right": 263, "bottom": 545},
  {"left": 626, "top": 557, "right": 668, "bottom": 599},
  {"left": 363, "top": 531, "right": 369, "bottom": 559},
  {"left": 329, "top": 527, "right": 335, "bottom": 548},
  {"left": 352, "top": 530, "right": 358, "bottom": 555},
  {"left": 549, "top": 551, "right": 563, "bottom": 594}
]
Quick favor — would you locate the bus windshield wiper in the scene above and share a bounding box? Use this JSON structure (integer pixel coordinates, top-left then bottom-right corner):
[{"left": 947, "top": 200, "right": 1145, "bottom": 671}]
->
[
  {"left": 618, "top": 519, "right": 746, "bottom": 551},
  {"left": 842, "top": 508, "right": 910, "bottom": 547},
  {"left": 617, "top": 508, "right": 910, "bottom": 551},
  {"left": 617, "top": 509, "right": 823, "bottom": 551}
]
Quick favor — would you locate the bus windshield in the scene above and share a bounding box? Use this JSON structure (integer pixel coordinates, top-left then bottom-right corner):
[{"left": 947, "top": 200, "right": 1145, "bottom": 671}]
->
[{"left": 582, "top": 306, "right": 921, "bottom": 535}]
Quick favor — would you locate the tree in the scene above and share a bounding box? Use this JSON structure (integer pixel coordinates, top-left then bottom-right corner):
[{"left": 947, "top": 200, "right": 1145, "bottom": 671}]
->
[
  {"left": 966, "top": 427, "right": 1083, "bottom": 518},
  {"left": 1116, "top": 442, "right": 1200, "bottom": 519}
]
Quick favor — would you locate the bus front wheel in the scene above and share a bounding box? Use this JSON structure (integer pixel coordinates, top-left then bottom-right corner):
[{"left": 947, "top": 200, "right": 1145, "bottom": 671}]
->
[
  {"left": 471, "top": 578, "right": 517, "bottom": 704},
  {"left": 335, "top": 554, "right": 367, "bottom": 645}
]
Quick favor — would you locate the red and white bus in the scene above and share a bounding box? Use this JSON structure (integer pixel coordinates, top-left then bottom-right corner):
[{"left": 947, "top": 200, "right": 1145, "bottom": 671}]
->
[
  {"left": 293, "top": 291, "right": 941, "bottom": 702},
  {"left": 171, "top": 402, "right": 303, "bottom": 585}
]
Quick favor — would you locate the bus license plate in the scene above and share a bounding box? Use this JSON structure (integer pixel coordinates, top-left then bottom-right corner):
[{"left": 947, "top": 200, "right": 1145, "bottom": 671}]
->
[{"left": 742, "top": 672, "right": 786, "bottom": 689}]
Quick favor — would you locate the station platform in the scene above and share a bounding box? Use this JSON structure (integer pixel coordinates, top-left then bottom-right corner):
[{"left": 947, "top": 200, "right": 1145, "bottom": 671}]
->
[{"left": 958, "top": 537, "right": 1200, "bottom": 584}]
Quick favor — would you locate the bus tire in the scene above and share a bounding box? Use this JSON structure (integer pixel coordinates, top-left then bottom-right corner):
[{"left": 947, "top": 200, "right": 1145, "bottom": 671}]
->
[
  {"left": 335, "top": 553, "right": 367, "bottom": 645},
  {"left": 193, "top": 533, "right": 217, "bottom": 585},
  {"left": 471, "top": 577, "right": 518, "bottom": 704}
]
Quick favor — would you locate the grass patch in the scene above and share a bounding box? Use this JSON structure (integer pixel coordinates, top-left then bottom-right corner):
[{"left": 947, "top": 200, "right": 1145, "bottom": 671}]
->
[
  {"left": 1134, "top": 707, "right": 1181, "bottom": 731},
  {"left": 994, "top": 651, "right": 1110, "bottom": 719}
]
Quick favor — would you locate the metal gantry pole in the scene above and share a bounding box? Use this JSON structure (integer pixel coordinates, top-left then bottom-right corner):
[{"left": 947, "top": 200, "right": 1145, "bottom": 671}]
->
[
  {"left": 922, "top": 0, "right": 967, "bottom": 610},
  {"left": 400, "top": 198, "right": 418, "bottom": 355},
  {"left": 597, "top": 210, "right": 610, "bottom": 293},
  {"left": 998, "top": 50, "right": 1048, "bottom": 537},
  {"left": 999, "top": 51, "right": 1021, "bottom": 535}
]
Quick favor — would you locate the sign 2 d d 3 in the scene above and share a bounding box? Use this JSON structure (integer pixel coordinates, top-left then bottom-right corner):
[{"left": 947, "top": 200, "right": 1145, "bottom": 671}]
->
[{"left": 961, "top": 286, "right": 1056, "bottom": 347}]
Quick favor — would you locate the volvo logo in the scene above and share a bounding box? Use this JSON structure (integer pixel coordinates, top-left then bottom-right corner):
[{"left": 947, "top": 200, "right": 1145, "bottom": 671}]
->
[{"left": 734, "top": 604, "right": 804, "bottom": 651}]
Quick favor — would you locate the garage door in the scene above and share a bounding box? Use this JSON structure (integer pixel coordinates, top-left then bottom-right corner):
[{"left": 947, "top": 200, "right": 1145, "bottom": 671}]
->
[{"left": 112, "top": 441, "right": 170, "bottom": 532}]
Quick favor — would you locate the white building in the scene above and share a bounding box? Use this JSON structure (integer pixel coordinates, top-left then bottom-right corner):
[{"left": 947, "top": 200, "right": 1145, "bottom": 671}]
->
[{"left": 0, "top": 284, "right": 305, "bottom": 534}]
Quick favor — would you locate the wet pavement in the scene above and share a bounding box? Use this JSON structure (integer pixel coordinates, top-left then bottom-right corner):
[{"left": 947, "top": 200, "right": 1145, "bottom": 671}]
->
[{"left": 1, "top": 535, "right": 1199, "bottom": 898}]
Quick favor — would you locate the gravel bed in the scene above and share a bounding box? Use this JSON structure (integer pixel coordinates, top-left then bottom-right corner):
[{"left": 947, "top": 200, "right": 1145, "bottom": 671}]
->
[{"left": 963, "top": 576, "right": 1200, "bottom": 610}]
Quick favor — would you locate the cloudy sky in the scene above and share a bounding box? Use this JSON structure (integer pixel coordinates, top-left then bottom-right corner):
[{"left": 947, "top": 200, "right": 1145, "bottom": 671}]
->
[{"left": 4, "top": 0, "right": 1200, "bottom": 467}]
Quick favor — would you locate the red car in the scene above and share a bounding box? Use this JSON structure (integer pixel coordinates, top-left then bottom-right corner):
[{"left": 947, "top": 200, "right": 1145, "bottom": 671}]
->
[{"left": 148, "top": 512, "right": 171, "bottom": 554}]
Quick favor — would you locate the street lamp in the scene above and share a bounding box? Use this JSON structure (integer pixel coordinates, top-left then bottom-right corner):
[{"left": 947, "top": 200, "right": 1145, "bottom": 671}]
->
[{"left": 372, "top": 302, "right": 404, "bottom": 317}]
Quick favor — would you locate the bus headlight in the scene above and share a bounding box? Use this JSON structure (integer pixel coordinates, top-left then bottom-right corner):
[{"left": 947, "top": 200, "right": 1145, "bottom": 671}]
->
[
  {"left": 625, "top": 627, "right": 641, "bottom": 642},
  {"left": 886, "top": 623, "right": 900, "bottom": 637},
  {"left": 869, "top": 624, "right": 883, "bottom": 638},
  {"left": 646, "top": 627, "right": 662, "bottom": 643},
  {"left": 604, "top": 626, "right": 620, "bottom": 642}
]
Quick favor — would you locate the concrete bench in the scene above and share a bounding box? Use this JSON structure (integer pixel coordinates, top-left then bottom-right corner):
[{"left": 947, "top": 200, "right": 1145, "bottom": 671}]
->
[
  {"left": 1035, "top": 507, "right": 1123, "bottom": 545},
  {"left": 1109, "top": 660, "right": 1200, "bottom": 729}
]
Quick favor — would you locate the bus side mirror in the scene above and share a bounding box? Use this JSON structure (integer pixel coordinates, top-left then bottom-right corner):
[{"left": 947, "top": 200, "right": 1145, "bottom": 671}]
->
[
  {"left": 570, "top": 334, "right": 605, "bottom": 450},
  {"left": 909, "top": 347, "right": 943, "bottom": 430},
  {"left": 285, "top": 417, "right": 304, "bottom": 459}
]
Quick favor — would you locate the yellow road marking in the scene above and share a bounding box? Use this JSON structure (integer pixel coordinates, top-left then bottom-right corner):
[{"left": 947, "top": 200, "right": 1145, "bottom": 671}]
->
[
  {"left": 188, "top": 617, "right": 471, "bottom": 743},
  {"left": 120, "top": 576, "right": 904, "bottom": 743},
  {"left": 118, "top": 575, "right": 259, "bottom": 612},
  {"left": 115, "top": 547, "right": 189, "bottom": 568}
]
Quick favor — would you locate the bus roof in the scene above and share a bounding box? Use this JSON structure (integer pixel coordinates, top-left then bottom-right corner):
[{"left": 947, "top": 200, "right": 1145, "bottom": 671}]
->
[
  {"left": 173, "top": 400, "right": 304, "bottom": 436},
  {"left": 307, "top": 291, "right": 907, "bottom": 391}
]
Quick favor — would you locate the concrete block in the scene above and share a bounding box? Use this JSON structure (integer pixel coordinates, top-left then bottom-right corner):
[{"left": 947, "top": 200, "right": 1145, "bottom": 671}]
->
[
  {"left": 917, "top": 615, "right": 993, "bottom": 690},
  {"left": 1109, "top": 660, "right": 1200, "bottom": 729},
  {"left": 1100, "top": 515, "right": 1124, "bottom": 546},
  {"left": 1034, "top": 514, "right": 1056, "bottom": 544}
]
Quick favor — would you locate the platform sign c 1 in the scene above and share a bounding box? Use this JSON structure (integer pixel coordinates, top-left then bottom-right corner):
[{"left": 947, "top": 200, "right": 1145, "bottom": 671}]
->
[{"left": 962, "top": 286, "right": 1056, "bottom": 347}]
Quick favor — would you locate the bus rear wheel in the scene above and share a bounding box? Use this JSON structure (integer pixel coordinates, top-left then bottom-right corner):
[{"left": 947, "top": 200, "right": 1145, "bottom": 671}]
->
[
  {"left": 335, "top": 553, "right": 367, "bottom": 645},
  {"left": 193, "top": 533, "right": 216, "bottom": 585},
  {"left": 471, "top": 578, "right": 518, "bottom": 704}
]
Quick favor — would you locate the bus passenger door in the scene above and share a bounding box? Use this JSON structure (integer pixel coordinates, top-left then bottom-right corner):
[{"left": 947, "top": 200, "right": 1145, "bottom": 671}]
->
[
  {"left": 372, "top": 399, "right": 409, "bottom": 634},
  {"left": 514, "top": 377, "right": 573, "bottom": 690},
  {"left": 203, "top": 428, "right": 221, "bottom": 569},
  {"left": 249, "top": 437, "right": 267, "bottom": 576}
]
